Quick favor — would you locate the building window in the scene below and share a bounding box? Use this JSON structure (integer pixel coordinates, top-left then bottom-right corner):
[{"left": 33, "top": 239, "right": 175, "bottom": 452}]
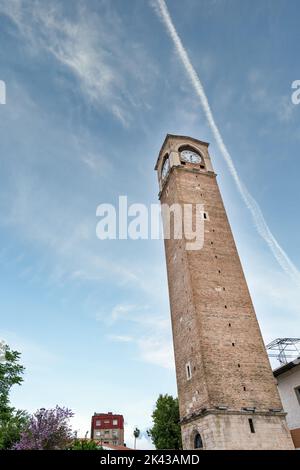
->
[
  {"left": 95, "top": 431, "right": 101, "bottom": 437},
  {"left": 295, "top": 386, "right": 300, "bottom": 405},
  {"left": 194, "top": 433, "right": 203, "bottom": 449},
  {"left": 186, "top": 362, "right": 192, "bottom": 380},
  {"left": 104, "top": 420, "right": 110, "bottom": 424},
  {"left": 248, "top": 418, "right": 255, "bottom": 433},
  {"left": 96, "top": 420, "right": 101, "bottom": 426},
  {"left": 161, "top": 155, "right": 170, "bottom": 180},
  {"left": 113, "top": 419, "right": 118, "bottom": 425},
  {"left": 104, "top": 430, "right": 110, "bottom": 435}
]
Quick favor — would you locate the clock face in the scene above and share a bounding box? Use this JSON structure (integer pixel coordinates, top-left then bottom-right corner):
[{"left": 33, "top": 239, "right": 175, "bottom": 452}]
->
[
  {"left": 161, "top": 158, "right": 170, "bottom": 179},
  {"left": 181, "top": 149, "right": 202, "bottom": 164}
]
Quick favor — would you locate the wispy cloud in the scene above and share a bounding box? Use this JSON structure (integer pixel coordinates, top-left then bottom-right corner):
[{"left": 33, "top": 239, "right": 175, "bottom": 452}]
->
[
  {"left": 108, "top": 334, "right": 134, "bottom": 343},
  {"left": 0, "top": 0, "right": 157, "bottom": 126},
  {"left": 137, "top": 335, "right": 174, "bottom": 370},
  {"left": 0, "top": 153, "right": 141, "bottom": 289},
  {"left": 153, "top": 0, "right": 300, "bottom": 287},
  {"left": 111, "top": 304, "right": 138, "bottom": 322},
  {"left": 109, "top": 330, "right": 175, "bottom": 371},
  {"left": 101, "top": 303, "right": 175, "bottom": 370},
  {"left": 0, "top": 330, "right": 59, "bottom": 374},
  {"left": 248, "top": 68, "right": 296, "bottom": 123}
]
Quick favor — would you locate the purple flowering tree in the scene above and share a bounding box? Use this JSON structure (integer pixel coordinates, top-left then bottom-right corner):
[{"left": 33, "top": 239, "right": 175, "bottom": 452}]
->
[{"left": 14, "top": 406, "right": 74, "bottom": 450}]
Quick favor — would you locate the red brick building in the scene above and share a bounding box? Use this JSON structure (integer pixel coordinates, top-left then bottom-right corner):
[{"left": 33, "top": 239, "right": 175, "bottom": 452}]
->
[{"left": 91, "top": 412, "right": 124, "bottom": 446}]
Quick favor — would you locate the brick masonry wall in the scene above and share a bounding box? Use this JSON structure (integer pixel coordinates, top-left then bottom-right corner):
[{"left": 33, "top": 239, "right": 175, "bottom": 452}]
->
[{"left": 157, "top": 135, "right": 294, "bottom": 449}]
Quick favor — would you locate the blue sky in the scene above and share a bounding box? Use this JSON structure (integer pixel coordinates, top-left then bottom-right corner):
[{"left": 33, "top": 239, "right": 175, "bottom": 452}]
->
[{"left": 0, "top": 0, "right": 299, "bottom": 448}]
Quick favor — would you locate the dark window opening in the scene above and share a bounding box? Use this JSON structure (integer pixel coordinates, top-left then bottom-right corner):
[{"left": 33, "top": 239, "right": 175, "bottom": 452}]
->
[
  {"left": 228, "top": 323, "right": 231, "bottom": 327},
  {"left": 243, "top": 386, "right": 246, "bottom": 391},
  {"left": 232, "top": 342, "right": 235, "bottom": 347},
  {"left": 225, "top": 305, "right": 227, "bottom": 309},
  {"left": 218, "top": 270, "right": 221, "bottom": 273},
  {"left": 248, "top": 419, "right": 255, "bottom": 433},
  {"left": 186, "top": 363, "right": 192, "bottom": 380},
  {"left": 295, "top": 386, "right": 300, "bottom": 405},
  {"left": 203, "top": 213, "right": 207, "bottom": 220},
  {"left": 215, "top": 255, "right": 218, "bottom": 259},
  {"left": 194, "top": 433, "right": 203, "bottom": 449},
  {"left": 238, "top": 364, "right": 241, "bottom": 368}
]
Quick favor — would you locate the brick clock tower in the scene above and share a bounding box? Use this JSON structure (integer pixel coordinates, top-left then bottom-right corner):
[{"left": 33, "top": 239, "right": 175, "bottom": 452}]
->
[{"left": 155, "top": 134, "right": 294, "bottom": 450}]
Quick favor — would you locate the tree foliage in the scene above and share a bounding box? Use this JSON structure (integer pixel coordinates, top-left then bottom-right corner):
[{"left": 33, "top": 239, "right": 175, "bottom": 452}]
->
[
  {"left": 133, "top": 426, "right": 140, "bottom": 449},
  {"left": 14, "top": 406, "right": 74, "bottom": 450},
  {"left": 69, "top": 438, "right": 102, "bottom": 450},
  {"left": 148, "top": 394, "right": 182, "bottom": 449},
  {"left": 0, "top": 343, "right": 28, "bottom": 449}
]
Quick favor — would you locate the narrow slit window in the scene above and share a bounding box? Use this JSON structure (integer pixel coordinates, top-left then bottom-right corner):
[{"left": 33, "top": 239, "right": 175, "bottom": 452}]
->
[
  {"left": 295, "top": 386, "right": 300, "bottom": 405},
  {"left": 248, "top": 418, "right": 255, "bottom": 433},
  {"left": 186, "top": 362, "right": 192, "bottom": 380}
]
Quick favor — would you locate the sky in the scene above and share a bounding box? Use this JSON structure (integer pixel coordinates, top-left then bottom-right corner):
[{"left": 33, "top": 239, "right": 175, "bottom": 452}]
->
[{"left": 0, "top": 0, "right": 300, "bottom": 449}]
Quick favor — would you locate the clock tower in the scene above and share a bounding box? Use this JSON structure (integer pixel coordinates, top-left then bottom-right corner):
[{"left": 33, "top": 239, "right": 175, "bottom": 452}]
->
[{"left": 155, "top": 134, "right": 294, "bottom": 450}]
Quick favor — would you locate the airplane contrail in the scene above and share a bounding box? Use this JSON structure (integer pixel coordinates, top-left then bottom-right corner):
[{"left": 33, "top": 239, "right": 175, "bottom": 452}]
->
[{"left": 153, "top": 0, "right": 300, "bottom": 286}]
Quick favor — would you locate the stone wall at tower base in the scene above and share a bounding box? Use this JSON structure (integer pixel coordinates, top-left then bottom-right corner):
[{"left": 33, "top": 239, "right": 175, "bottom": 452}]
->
[{"left": 181, "top": 412, "right": 294, "bottom": 450}]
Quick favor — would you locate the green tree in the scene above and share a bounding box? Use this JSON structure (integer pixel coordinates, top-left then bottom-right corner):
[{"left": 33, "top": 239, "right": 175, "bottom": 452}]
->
[
  {"left": 148, "top": 394, "right": 182, "bottom": 449},
  {"left": 0, "top": 343, "right": 28, "bottom": 449},
  {"left": 69, "top": 438, "right": 102, "bottom": 450},
  {"left": 133, "top": 426, "right": 140, "bottom": 449}
]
